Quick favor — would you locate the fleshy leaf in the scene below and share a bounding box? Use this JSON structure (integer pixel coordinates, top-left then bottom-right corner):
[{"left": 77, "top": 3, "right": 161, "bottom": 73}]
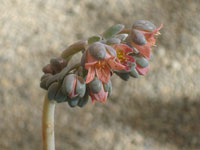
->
[
  {"left": 106, "top": 38, "right": 121, "bottom": 45},
  {"left": 89, "top": 77, "right": 102, "bottom": 94},
  {"left": 54, "top": 88, "right": 68, "bottom": 103},
  {"left": 88, "top": 35, "right": 102, "bottom": 45},
  {"left": 115, "top": 72, "right": 130, "bottom": 81},
  {"left": 129, "top": 65, "right": 139, "bottom": 78},
  {"left": 46, "top": 73, "right": 60, "bottom": 88},
  {"left": 42, "top": 64, "right": 53, "bottom": 74},
  {"left": 76, "top": 77, "right": 86, "bottom": 98},
  {"left": 88, "top": 42, "right": 106, "bottom": 60},
  {"left": 115, "top": 34, "right": 128, "bottom": 42},
  {"left": 103, "top": 24, "right": 125, "bottom": 39},
  {"left": 132, "top": 20, "right": 156, "bottom": 32},
  {"left": 68, "top": 97, "right": 80, "bottom": 107},
  {"left": 131, "top": 29, "right": 147, "bottom": 45},
  {"left": 41, "top": 73, "right": 52, "bottom": 81},
  {"left": 103, "top": 80, "right": 112, "bottom": 97},
  {"left": 61, "top": 74, "right": 76, "bottom": 95},
  {"left": 48, "top": 82, "right": 59, "bottom": 100},
  {"left": 78, "top": 91, "right": 89, "bottom": 107},
  {"left": 135, "top": 56, "right": 149, "bottom": 68}
]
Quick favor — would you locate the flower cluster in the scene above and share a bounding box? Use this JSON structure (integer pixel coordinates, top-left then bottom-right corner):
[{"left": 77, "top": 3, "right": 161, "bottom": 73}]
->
[{"left": 40, "top": 20, "right": 162, "bottom": 107}]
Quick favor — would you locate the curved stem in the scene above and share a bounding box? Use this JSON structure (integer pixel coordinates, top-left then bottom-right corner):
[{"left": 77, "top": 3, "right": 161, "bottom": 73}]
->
[
  {"left": 42, "top": 94, "right": 56, "bottom": 150},
  {"left": 61, "top": 40, "right": 88, "bottom": 60},
  {"left": 42, "top": 39, "right": 86, "bottom": 150}
]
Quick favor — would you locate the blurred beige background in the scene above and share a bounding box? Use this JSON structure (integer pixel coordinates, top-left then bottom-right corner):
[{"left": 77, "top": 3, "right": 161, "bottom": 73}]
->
[{"left": 0, "top": 0, "right": 200, "bottom": 150}]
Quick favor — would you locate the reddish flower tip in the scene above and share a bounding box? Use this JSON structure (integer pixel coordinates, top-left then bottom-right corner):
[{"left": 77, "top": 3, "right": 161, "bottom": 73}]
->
[
  {"left": 128, "top": 24, "right": 163, "bottom": 59},
  {"left": 136, "top": 65, "right": 150, "bottom": 75},
  {"left": 89, "top": 79, "right": 108, "bottom": 104}
]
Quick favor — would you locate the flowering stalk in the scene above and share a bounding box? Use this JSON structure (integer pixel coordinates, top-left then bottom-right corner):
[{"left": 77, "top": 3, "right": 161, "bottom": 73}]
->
[
  {"left": 42, "top": 94, "right": 56, "bottom": 150},
  {"left": 40, "top": 20, "right": 162, "bottom": 150},
  {"left": 42, "top": 41, "right": 87, "bottom": 150}
]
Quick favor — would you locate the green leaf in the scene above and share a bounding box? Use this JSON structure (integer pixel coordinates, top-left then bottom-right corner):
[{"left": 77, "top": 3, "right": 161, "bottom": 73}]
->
[
  {"left": 88, "top": 42, "right": 106, "bottom": 60},
  {"left": 135, "top": 56, "right": 149, "bottom": 68},
  {"left": 48, "top": 82, "right": 59, "bottom": 100},
  {"left": 76, "top": 77, "right": 86, "bottom": 98},
  {"left": 78, "top": 92, "right": 89, "bottom": 107},
  {"left": 106, "top": 38, "right": 121, "bottom": 45},
  {"left": 88, "top": 35, "right": 102, "bottom": 45},
  {"left": 68, "top": 97, "right": 80, "bottom": 107},
  {"left": 129, "top": 66, "right": 139, "bottom": 78},
  {"left": 115, "top": 71, "right": 130, "bottom": 81},
  {"left": 103, "top": 80, "right": 112, "bottom": 97},
  {"left": 89, "top": 77, "right": 102, "bottom": 94},
  {"left": 61, "top": 74, "right": 76, "bottom": 95},
  {"left": 103, "top": 24, "right": 125, "bottom": 39},
  {"left": 115, "top": 34, "right": 128, "bottom": 42},
  {"left": 54, "top": 88, "right": 68, "bottom": 103}
]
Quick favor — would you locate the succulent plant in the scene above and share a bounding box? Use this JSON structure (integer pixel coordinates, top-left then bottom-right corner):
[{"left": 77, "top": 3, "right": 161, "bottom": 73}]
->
[
  {"left": 40, "top": 20, "right": 163, "bottom": 150},
  {"left": 40, "top": 20, "right": 163, "bottom": 106}
]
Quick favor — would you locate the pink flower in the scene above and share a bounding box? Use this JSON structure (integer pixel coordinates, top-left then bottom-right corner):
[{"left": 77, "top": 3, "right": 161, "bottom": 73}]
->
[
  {"left": 88, "top": 77, "right": 112, "bottom": 104},
  {"left": 129, "top": 24, "right": 163, "bottom": 59},
  {"left": 112, "top": 44, "right": 135, "bottom": 71},
  {"left": 90, "top": 85, "right": 108, "bottom": 104},
  {"left": 83, "top": 42, "right": 126, "bottom": 84}
]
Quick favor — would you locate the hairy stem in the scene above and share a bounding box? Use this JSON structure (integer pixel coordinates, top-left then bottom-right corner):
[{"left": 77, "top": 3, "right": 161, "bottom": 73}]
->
[{"left": 42, "top": 94, "right": 56, "bottom": 150}]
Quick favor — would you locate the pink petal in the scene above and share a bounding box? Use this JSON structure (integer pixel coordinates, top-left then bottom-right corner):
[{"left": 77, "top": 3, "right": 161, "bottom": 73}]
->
[
  {"left": 85, "top": 61, "right": 98, "bottom": 70},
  {"left": 101, "top": 92, "right": 108, "bottom": 104},
  {"left": 144, "top": 33, "right": 155, "bottom": 42},
  {"left": 107, "top": 57, "right": 126, "bottom": 71},
  {"left": 136, "top": 65, "right": 150, "bottom": 75},
  {"left": 132, "top": 41, "right": 151, "bottom": 59},
  {"left": 94, "top": 88, "right": 108, "bottom": 104},
  {"left": 123, "top": 45, "right": 134, "bottom": 54},
  {"left": 105, "top": 53, "right": 112, "bottom": 59},
  {"left": 96, "top": 65, "right": 111, "bottom": 84},
  {"left": 94, "top": 89, "right": 104, "bottom": 101},
  {"left": 86, "top": 66, "right": 95, "bottom": 84},
  {"left": 90, "top": 93, "right": 96, "bottom": 104},
  {"left": 147, "top": 36, "right": 156, "bottom": 47},
  {"left": 124, "top": 66, "right": 131, "bottom": 72},
  {"left": 68, "top": 78, "right": 78, "bottom": 99},
  {"left": 113, "top": 44, "right": 133, "bottom": 54},
  {"left": 156, "top": 24, "right": 163, "bottom": 32},
  {"left": 126, "top": 55, "right": 135, "bottom": 63},
  {"left": 120, "top": 61, "right": 131, "bottom": 71}
]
